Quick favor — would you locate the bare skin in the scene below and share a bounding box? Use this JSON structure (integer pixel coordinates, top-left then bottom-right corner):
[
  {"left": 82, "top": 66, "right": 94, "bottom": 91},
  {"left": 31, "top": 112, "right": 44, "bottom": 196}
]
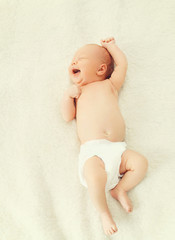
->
[{"left": 60, "top": 37, "right": 148, "bottom": 236}]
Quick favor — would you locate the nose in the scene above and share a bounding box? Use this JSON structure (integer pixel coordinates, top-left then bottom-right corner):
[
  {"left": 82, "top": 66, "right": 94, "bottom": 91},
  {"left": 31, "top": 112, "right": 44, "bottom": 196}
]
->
[{"left": 72, "top": 59, "right": 78, "bottom": 65}]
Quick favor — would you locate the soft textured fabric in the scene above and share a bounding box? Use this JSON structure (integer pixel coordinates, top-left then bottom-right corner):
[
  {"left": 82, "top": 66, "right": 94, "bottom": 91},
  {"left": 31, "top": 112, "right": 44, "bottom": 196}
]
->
[
  {"left": 79, "top": 139, "right": 126, "bottom": 191},
  {"left": 0, "top": 0, "right": 175, "bottom": 240}
]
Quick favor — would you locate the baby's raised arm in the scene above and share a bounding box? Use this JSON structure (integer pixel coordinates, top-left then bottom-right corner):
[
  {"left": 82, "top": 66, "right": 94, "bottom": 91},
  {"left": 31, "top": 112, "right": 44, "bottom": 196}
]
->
[
  {"left": 101, "top": 37, "right": 128, "bottom": 92},
  {"left": 60, "top": 85, "right": 81, "bottom": 122}
]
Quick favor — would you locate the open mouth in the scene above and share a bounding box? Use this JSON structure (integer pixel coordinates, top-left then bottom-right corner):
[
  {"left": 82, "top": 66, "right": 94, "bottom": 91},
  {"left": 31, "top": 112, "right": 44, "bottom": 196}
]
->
[{"left": 72, "top": 68, "right": 81, "bottom": 75}]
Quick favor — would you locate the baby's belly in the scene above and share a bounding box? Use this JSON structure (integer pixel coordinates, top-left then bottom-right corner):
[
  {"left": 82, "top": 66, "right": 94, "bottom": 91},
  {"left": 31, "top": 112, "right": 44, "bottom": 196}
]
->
[{"left": 76, "top": 105, "right": 126, "bottom": 144}]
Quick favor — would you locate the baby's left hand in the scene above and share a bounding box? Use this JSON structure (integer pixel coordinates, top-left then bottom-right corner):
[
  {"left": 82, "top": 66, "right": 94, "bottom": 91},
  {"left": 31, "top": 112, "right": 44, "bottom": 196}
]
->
[{"left": 100, "top": 37, "right": 116, "bottom": 48}]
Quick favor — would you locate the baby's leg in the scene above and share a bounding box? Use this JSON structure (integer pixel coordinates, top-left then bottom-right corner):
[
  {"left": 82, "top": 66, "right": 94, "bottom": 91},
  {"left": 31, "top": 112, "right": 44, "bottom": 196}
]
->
[
  {"left": 83, "top": 156, "right": 117, "bottom": 236},
  {"left": 110, "top": 149, "right": 148, "bottom": 212}
]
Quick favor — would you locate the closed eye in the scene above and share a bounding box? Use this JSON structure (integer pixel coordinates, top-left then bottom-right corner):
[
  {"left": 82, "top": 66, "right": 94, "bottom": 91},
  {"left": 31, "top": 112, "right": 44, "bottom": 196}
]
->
[{"left": 71, "top": 56, "right": 87, "bottom": 65}]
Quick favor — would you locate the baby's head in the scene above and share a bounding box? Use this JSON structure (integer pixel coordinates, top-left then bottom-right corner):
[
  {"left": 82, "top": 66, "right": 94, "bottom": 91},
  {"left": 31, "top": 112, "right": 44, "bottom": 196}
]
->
[{"left": 69, "top": 44, "right": 114, "bottom": 86}]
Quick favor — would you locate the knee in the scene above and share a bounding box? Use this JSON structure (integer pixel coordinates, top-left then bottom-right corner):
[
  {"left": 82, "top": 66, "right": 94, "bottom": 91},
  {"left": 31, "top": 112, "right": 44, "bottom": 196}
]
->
[
  {"left": 136, "top": 155, "right": 148, "bottom": 173},
  {"left": 125, "top": 150, "right": 148, "bottom": 171}
]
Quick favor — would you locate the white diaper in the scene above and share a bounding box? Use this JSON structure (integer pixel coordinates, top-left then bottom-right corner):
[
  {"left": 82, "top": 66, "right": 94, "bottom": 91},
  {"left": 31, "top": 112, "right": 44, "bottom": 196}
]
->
[{"left": 78, "top": 139, "right": 127, "bottom": 191}]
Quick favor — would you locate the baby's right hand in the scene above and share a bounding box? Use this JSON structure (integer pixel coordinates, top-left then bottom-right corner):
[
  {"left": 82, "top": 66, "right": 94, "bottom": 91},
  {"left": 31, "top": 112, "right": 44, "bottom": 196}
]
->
[{"left": 67, "top": 84, "right": 82, "bottom": 99}]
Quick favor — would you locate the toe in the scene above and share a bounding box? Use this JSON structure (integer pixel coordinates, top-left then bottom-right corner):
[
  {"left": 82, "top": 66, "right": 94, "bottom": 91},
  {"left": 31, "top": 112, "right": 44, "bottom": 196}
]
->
[
  {"left": 108, "top": 229, "right": 113, "bottom": 235},
  {"left": 112, "top": 225, "right": 118, "bottom": 232},
  {"left": 127, "top": 206, "right": 133, "bottom": 212},
  {"left": 109, "top": 227, "right": 116, "bottom": 235}
]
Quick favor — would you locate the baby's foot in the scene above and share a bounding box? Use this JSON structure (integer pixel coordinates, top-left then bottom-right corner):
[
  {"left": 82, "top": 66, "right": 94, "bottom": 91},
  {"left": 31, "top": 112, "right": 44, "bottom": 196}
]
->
[
  {"left": 110, "top": 188, "right": 133, "bottom": 213},
  {"left": 100, "top": 211, "right": 118, "bottom": 236}
]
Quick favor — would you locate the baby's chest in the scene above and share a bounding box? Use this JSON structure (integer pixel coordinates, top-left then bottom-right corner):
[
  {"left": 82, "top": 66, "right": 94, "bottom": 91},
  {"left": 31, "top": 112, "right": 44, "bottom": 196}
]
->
[{"left": 76, "top": 81, "right": 118, "bottom": 110}]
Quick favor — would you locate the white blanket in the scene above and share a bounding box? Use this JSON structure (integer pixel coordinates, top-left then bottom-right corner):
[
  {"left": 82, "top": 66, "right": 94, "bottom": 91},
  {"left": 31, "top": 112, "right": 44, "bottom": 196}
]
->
[{"left": 0, "top": 0, "right": 175, "bottom": 239}]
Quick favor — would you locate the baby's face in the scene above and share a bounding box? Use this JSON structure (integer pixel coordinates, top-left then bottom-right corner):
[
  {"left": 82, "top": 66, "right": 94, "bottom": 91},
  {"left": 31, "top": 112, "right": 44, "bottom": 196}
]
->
[{"left": 69, "top": 45, "right": 104, "bottom": 86}]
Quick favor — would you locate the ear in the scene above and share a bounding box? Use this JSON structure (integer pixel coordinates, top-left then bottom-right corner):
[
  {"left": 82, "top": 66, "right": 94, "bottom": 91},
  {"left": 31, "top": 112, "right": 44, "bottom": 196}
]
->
[{"left": 96, "top": 63, "right": 107, "bottom": 76}]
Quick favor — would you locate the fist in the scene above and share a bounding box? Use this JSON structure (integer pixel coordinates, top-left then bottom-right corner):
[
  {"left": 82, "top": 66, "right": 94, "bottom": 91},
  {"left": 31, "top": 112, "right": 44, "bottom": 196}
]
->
[
  {"left": 100, "top": 37, "right": 115, "bottom": 48},
  {"left": 67, "top": 84, "right": 82, "bottom": 99}
]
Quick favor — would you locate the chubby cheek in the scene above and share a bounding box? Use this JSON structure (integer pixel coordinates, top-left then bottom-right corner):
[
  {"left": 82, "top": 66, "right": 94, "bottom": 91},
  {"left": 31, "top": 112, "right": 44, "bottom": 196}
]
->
[{"left": 85, "top": 64, "right": 97, "bottom": 77}]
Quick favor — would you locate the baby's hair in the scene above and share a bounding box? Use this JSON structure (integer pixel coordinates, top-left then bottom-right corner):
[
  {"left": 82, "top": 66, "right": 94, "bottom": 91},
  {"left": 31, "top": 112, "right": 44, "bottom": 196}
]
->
[
  {"left": 86, "top": 44, "right": 114, "bottom": 79},
  {"left": 105, "top": 51, "right": 114, "bottom": 79}
]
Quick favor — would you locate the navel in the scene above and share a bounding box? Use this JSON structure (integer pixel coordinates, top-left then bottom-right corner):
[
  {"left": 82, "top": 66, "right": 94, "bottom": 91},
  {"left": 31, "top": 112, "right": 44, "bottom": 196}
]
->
[{"left": 104, "top": 129, "right": 110, "bottom": 136}]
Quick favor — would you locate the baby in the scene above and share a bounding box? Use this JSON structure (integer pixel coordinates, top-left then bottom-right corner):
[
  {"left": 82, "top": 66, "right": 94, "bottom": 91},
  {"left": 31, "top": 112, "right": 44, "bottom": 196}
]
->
[{"left": 60, "top": 37, "right": 148, "bottom": 236}]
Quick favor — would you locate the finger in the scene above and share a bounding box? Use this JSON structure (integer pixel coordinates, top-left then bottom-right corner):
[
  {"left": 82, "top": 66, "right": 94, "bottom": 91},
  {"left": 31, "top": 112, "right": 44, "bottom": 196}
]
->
[{"left": 108, "top": 37, "right": 114, "bottom": 42}]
